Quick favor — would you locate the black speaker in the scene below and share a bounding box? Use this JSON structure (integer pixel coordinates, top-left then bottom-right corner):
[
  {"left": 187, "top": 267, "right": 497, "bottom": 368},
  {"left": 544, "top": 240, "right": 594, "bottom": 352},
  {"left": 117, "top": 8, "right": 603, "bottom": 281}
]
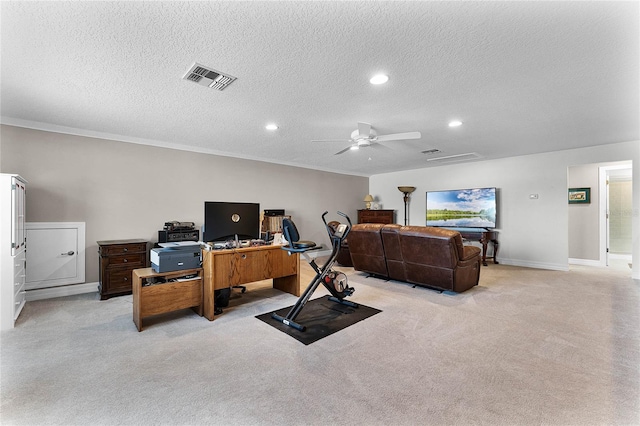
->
[
  {"left": 264, "top": 209, "right": 285, "bottom": 216},
  {"left": 158, "top": 229, "right": 199, "bottom": 243}
]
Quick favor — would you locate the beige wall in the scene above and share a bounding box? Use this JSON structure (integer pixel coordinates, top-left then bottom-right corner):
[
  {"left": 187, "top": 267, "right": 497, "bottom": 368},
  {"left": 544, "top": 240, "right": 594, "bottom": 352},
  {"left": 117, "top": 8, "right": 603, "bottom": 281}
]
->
[{"left": 0, "top": 125, "right": 368, "bottom": 283}]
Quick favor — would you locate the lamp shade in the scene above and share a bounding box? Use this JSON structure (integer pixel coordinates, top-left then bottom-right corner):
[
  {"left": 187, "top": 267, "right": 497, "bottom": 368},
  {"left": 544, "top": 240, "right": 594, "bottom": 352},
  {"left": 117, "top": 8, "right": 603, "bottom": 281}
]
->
[
  {"left": 363, "top": 194, "right": 374, "bottom": 209},
  {"left": 398, "top": 186, "right": 416, "bottom": 194}
]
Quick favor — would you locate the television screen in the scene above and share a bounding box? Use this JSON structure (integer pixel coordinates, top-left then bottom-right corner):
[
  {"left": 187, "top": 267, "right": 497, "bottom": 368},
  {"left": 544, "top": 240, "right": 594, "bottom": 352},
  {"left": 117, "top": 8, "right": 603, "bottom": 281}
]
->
[
  {"left": 426, "top": 187, "right": 497, "bottom": 228},
  {"left": 203, "top": 202, "right": 260, "bottom": 242}
]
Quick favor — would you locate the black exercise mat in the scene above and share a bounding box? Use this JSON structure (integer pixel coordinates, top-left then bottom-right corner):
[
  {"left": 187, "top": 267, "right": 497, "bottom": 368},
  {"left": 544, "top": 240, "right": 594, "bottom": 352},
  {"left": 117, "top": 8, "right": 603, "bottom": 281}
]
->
[{"left": 256, "top": 295, "right": 381, "bottom": 345}]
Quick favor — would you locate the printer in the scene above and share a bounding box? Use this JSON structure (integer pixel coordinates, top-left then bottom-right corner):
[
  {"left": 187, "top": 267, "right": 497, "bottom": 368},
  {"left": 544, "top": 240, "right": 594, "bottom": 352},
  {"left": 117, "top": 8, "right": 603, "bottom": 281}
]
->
[{"left": 151, "top": 242, "right": 201, "bottom": 273}]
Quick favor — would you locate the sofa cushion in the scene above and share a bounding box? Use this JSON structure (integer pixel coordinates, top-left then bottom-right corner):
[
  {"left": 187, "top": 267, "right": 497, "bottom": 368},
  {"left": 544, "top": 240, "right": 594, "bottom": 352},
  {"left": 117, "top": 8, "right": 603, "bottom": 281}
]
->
[
  {"left": 348, "top": 223, "right": 389, "bottom": 277},
  {"left": 399, "top": 226, "right": 460, "bottom": 269}
]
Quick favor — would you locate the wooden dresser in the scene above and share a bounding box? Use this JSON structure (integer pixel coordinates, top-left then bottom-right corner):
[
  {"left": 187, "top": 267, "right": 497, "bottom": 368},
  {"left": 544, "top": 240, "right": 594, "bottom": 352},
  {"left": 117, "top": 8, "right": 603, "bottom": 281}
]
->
[
  {"left": 97, "top": 239, "right": 148, "bottom": 300},
  {"left": 357, "top": 209, "right": 395, "bottom": 224}
]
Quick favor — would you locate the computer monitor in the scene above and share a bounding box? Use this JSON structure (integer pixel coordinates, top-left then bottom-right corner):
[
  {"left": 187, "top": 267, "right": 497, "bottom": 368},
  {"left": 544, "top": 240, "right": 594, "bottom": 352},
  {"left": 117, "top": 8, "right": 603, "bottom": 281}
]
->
[{"left": 203, "top": 201, "right": 260, "bottom": 242}]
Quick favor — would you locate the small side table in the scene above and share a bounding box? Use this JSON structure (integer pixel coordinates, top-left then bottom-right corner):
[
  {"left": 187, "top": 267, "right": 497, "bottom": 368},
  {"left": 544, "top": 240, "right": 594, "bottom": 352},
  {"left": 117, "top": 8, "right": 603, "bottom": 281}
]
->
[{"left": 132, "top": 267, "right": 203, "bottom": 331}]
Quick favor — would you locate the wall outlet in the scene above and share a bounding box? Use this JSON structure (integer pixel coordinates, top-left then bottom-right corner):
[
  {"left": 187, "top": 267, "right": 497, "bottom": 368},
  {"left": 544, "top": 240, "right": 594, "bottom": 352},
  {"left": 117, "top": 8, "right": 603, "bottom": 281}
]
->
[{"left": 529, "top": 194, "right": 539, "bottom": 199}]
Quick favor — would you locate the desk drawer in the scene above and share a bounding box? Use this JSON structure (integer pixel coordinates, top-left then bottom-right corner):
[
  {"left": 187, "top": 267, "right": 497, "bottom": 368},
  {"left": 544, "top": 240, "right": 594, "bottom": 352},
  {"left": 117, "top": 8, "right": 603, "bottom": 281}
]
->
[
  {"left": 103, "top": 253, "right": 145, "bottom": 268},
  {"left": 99, "top": 243, "right": 147, "bottom": 256},
  {"left": 106, "top": 268, "right": 135, "bottom": 292}
]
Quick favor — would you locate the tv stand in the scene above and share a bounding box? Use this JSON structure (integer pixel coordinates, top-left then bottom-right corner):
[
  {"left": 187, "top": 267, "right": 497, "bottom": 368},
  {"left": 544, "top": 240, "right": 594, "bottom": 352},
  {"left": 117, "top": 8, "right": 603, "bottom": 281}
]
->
[{"left": 456, "top": 229, "right": 499, "bottom": 266}]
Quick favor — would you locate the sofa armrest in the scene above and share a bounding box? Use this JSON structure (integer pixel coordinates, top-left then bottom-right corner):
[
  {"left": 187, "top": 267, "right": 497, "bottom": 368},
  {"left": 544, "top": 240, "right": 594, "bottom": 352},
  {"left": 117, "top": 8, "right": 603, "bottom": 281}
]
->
[{"left": 461, "top": 245, "right": 481, "bottom": 261}]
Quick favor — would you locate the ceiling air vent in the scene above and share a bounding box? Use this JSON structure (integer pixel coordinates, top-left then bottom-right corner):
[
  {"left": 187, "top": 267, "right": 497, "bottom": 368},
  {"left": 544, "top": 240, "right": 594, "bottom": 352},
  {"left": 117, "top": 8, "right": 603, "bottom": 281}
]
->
[
  {"left": 421, "top": 149, "right": 442, "bottom": 155},
  {"left": 182, "top": 62, "right": 236, "bottom": 91},
  {"left": 426, "top": 152, "right": 482, "bottom": 164}
]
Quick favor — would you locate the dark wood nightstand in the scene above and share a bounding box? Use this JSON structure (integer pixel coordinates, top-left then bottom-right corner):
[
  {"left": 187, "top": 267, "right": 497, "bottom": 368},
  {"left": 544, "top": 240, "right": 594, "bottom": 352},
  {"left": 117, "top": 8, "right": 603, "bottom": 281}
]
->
[
  {"left": 357, "top": 209, "right": 395, "bottom": 224},
  {"left": 97, "top": 239, "right": 148, "bottom": 300}
]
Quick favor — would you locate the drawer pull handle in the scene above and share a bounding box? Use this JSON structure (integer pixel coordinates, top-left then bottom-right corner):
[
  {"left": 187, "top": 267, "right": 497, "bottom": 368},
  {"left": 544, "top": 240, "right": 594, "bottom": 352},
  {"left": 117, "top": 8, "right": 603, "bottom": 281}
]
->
[
  {"left": 61, "top": 251, "right": 75, "bottom": 256},
  {"left": 123, "top": 248, "right": 128, "bottom": 252},
  {"left": 123, "top": 259, "right": 128, "bottom": 263}
]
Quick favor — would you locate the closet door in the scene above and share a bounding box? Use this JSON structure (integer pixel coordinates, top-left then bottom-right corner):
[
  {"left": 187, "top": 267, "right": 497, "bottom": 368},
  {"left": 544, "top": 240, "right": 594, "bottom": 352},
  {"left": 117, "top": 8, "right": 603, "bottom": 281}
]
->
[{"left": 25, "top": 223, "right": 86, "bottom": 290}]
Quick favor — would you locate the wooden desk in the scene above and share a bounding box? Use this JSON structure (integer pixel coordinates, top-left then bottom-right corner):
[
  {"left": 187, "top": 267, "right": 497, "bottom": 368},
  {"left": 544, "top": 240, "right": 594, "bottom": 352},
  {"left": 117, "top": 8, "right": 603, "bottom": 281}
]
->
[
  {"left": 202, "top": 244, "right": 300, "bottom": 320},
  {"left": 132, "top": 267, "right": 203, "bottom": 331}
]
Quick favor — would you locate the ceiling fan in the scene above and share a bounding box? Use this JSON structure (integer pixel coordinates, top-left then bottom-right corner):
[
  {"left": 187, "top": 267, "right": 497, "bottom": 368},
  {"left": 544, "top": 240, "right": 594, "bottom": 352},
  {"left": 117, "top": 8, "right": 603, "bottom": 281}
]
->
[{"left": 312, "top": 122, "right": 421, "bottom": 155}]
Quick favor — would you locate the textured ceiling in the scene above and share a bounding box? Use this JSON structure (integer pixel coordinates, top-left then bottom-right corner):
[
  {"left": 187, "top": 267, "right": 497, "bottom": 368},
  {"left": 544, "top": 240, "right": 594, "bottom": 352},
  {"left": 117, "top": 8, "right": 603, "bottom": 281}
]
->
[{"left": 1, "top": 1, "right": 638, "bottom": 176}]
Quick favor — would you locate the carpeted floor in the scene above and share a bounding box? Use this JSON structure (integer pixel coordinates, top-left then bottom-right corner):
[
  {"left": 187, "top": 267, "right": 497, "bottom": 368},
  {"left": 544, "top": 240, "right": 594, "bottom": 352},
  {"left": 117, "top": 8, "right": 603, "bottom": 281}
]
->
[{"left": 1, "top": 261, "right": 638, "bottom": 425}]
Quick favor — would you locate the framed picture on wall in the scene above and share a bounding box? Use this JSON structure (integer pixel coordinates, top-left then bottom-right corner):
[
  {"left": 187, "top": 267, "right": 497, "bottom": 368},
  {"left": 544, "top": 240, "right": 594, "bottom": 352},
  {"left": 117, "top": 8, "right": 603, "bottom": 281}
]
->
[{"left": 568, "top": 187, "right": 590, "bottom": 204}]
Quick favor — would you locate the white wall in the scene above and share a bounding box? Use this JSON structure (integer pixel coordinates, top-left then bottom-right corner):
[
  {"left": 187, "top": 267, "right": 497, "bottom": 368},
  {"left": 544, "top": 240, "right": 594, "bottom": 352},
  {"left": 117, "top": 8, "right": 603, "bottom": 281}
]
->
[{"left": 370, "top": 140, "right": 640, "bottom": 279}]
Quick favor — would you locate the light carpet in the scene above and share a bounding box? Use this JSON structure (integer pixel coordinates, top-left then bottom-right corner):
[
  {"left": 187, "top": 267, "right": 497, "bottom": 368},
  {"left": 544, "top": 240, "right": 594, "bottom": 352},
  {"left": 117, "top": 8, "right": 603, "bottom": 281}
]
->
[{"left": 1, "top": 262, "right": 638, "bottom": 425}]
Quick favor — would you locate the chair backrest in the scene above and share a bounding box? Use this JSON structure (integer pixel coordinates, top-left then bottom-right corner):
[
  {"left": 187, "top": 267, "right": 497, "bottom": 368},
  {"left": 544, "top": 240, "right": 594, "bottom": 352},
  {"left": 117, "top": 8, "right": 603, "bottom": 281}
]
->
[
  {"left": 282, "top": 218, "right": 299, "bottom": 244},
  {"left": 282, "top": 218, "right": 316, "bottom": 249}
]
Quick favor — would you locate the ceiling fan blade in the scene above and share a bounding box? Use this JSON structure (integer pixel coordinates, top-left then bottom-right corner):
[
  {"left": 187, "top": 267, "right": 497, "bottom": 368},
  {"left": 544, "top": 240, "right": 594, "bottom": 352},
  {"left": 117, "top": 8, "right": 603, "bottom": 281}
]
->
[
  {"left": 357, "top": 122, "right": 371, "bottom": 138},
  {"left": 376, "top": 131, "right": 421, "bottom": 142},
  {"left": 312, "top": 139, "right": 351, "bottom": 143},
  {"left": 334, "top": 145, "right": 355, "bottom": 155}
]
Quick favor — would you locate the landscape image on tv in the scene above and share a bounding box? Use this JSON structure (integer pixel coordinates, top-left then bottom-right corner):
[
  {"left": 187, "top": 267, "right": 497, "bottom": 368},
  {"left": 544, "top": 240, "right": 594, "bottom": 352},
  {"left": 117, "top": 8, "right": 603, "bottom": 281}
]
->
[{"left": 426, "top": 187, "right": 497, "bottom": 228}]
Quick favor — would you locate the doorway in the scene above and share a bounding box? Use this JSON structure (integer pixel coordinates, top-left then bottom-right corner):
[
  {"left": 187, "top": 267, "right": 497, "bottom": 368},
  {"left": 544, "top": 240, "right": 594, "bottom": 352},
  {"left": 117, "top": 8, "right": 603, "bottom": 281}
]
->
[{"left": 599, "top": 163, "right": 633, "bottom": 267}]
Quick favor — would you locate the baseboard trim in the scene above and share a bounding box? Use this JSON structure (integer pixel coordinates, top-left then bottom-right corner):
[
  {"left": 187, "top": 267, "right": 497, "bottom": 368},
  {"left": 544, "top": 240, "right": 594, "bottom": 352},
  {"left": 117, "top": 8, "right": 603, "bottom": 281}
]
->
[
  {"left": 26, "top": 282, "right": 98, "bottom": 301},
  {"left": 498, "top": 258, "right": 569, "bottom": 271},
  {"left": 568, "top": 258, "right": 604, "bottom": 267}
]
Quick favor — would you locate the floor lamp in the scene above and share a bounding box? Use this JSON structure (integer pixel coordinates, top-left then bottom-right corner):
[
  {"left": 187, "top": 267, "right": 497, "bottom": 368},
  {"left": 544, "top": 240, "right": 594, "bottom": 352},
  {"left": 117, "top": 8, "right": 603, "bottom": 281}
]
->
[{"left": 398, "top": 186, "right": 416, "bottom": 226}]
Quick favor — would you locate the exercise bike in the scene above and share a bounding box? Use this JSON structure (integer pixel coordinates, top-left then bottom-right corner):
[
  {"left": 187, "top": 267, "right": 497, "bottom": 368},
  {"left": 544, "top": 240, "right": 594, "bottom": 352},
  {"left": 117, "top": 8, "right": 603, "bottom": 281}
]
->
[{"left": 271, "top": 211, "right": 357, "bottom": 332}]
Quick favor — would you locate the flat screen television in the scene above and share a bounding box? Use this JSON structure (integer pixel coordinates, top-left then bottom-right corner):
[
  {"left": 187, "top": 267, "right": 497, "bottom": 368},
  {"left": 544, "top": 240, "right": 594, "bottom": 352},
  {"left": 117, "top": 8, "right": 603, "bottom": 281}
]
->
[
  {"left": 426, "top": 187, "right": 497, "bottom": 229},
  {"left": 203, "top": 201, "right": 260, "bottom": 242}
]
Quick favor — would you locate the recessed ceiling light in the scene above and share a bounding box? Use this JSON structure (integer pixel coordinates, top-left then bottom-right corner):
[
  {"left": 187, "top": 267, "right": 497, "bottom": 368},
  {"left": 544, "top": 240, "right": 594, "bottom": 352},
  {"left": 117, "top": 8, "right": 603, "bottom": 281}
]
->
[
  {"left": 370, "top": 74, "right": 389, "bottom": 85},
  {"left": 265, "top": 124, "right": 278, "bottom": 130},
  {"left": 448, "top": 120, "right": 463, "bottom": 127}
]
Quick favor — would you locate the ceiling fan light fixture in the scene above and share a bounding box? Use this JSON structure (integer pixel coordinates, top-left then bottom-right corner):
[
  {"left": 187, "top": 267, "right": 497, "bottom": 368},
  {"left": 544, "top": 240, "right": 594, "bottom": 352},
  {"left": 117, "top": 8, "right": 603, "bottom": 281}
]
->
[
  {"left": 370, "top": 74, "right": 389, "bottom": 85},
  {"left": 350, "top": 145, "right": 360, "bottom": 151}
]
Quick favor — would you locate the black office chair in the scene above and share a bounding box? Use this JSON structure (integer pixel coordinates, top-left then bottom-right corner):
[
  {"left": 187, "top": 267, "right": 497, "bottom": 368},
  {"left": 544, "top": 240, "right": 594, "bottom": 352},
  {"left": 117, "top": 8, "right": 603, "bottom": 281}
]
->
[{"left": 282, "top": 218, "right": 317, "bottom": 251}]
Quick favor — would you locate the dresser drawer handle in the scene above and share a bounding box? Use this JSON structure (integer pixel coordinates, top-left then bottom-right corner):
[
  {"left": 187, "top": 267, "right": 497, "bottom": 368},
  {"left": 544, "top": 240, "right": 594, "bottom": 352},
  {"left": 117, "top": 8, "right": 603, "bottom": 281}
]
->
[
  {"left": 123, "top": 259, "right": 128, "bottom": 263},
  {"left": 123, "top": 248, "right": 128, "bottom": 252}
]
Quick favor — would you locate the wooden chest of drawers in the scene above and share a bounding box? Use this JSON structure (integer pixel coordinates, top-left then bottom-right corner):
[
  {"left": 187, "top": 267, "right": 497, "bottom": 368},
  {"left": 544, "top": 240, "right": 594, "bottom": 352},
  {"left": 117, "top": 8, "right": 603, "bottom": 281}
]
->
[
  {"left": 357, "top": 209, "right": 395, "bottom": 224},
  {"left": 97, "top": 239, "right": 148, "bottom": 300}
]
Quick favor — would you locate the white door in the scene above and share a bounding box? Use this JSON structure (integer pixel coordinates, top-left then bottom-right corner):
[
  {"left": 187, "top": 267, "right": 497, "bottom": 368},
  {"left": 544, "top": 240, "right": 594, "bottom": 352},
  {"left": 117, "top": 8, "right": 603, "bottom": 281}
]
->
[{"left": 25, "top": 222, "right": 86, "bottom": 290}]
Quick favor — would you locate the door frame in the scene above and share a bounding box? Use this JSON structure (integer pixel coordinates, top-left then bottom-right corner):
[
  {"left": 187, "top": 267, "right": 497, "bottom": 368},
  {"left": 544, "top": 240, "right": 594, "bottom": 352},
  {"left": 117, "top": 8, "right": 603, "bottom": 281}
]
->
[{"left": 599, "top": 162, "right": 632, "bottom": 266}]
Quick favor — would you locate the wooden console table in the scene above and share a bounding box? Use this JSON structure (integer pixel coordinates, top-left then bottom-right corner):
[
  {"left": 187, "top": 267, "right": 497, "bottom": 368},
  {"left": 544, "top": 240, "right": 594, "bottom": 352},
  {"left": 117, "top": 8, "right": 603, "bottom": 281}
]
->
[
  {"left": 202, "top": 244, "right": 300, "bottom": 320},
  {"left": 132, "top": 267, "right": 203, "bottom": 331},
  {"left": 457, "top": 229, "right": 499, "bottom": 266}
]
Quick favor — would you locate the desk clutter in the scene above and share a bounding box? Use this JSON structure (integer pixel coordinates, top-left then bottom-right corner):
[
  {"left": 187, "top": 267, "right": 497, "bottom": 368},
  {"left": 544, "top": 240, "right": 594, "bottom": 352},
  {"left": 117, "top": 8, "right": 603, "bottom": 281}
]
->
[
  {"left": 100, "top": 210, "right": 305, "bottom": 331},
  {"left": 141, "top": 272, "right": 201, "bottom": 286}
]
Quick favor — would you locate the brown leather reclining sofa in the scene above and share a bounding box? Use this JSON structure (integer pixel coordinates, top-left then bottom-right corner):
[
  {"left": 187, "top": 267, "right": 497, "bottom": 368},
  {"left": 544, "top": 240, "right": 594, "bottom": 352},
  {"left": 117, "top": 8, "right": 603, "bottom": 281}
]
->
[{"left": 347, "top": 223, "right": 481, "bottom": 293}]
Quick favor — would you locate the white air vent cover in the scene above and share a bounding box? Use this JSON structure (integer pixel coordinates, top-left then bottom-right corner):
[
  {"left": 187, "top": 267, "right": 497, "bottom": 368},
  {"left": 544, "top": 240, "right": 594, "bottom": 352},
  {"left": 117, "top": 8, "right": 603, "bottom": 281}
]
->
[
  {"left": 426, "top": 152, "right": 482, "bottom": 164},
  {"left": 182, "top": 62, "right": 236, "bottom": 91}
]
